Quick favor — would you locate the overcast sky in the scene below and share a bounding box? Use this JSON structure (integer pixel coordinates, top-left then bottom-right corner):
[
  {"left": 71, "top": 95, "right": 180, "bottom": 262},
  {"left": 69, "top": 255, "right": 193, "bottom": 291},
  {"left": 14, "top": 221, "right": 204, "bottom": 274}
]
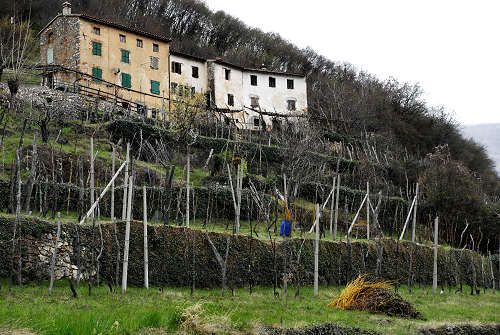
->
[{"left": 204, "top": 0, "right": 499, "bottom": 126}]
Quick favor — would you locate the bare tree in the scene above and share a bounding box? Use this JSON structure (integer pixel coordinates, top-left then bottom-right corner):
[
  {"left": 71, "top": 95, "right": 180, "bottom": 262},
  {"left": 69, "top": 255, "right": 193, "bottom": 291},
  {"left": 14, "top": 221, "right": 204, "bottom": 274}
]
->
[
  {"left": 206, "top": 233, "right": 230, "bottom": 297},
  {"left": 49, "top": 212, "right": 62, "bottom": 294},
  {"left": 170, "top": 94, "right": 205, "bottom": 227},
  {"left": 0, "top": 14, "right": 37, "bottom": 102},
  {"left": 24, "top": 132, "right": 38, "bottom": 214}
]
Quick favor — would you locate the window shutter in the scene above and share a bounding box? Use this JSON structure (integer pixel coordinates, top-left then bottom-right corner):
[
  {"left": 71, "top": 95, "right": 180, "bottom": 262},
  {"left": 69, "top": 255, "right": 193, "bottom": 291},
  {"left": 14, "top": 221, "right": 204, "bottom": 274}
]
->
[
  {"left": 47, "top": 48, "right": 54, "bottom": 64},
  {"left": 150, "top": 57, "right": 159, "bottom": 70},
  {"left": 121, "top": 73, "right": 131, "bottom": 88},
  {"left": 121, "top": 50, "right": 130, "bottom": 63},
  {"left": 92, "top": 42, "right": 102, "bottom": 56},
  {"left": 92, "top": 67, "right": 102, "bottom": 82},
  {"left": 150, "top": 80, "right": 160, "bottom": 95}
]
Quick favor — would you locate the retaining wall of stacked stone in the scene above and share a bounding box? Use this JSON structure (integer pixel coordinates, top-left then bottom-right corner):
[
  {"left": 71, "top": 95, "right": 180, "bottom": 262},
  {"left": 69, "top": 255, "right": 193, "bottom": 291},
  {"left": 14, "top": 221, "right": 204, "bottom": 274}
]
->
[{"left": 0, "top": 217, "right": 497, "bottom": 290}]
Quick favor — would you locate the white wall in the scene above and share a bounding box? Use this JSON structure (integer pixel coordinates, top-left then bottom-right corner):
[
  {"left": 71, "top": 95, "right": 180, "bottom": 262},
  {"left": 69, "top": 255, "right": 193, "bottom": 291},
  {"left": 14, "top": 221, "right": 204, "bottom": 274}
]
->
[
  {"left": 210, "top": 62, "right": 244, "bottom": 111},
  {"left": 207, "top": 60, "right": 308, "bottom": 130},
  {"left": 170, "top": 54, "right": 208, "bottom": 95},
  {"left": 242, "top": 71, "right": 307, "bottom": 129}
]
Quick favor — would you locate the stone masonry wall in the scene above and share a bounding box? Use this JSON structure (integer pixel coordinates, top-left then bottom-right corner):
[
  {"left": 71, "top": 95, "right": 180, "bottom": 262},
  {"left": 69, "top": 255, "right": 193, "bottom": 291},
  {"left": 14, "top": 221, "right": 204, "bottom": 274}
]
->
[
  {"left": 39, "top": 15, "right": 80, "bottom": 83},
  {"left": 0, "top": 216, "right": 498, "bottom": 289}
]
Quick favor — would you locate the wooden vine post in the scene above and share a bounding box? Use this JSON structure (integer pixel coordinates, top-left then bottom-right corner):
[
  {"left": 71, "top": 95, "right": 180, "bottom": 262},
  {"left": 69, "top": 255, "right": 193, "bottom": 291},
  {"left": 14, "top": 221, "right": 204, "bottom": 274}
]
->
[
  {"left": 334, "top": 175, "right": 340, "bottom": 240},
  {"left": 329, "top": 176, "right": 336, "bottom": 237},
  {"left": 412, "top": 183, "right": 419, "bottom": 243},
  {"left": 49, "top": 212, "right": 61, "bottom": 294},
  {"left": 122, "top": 143, "right": 130, "bottom": 221},
  {"left": 432, "top": 216, "right": 439, "bottom": 295},
  {"left": 366, "top": 182, "right": 370, "bottom": 240},
  {"left": 314, "top": 203, "right": 320, "bottom": 296},
  {"left": 186, "top": 146, "right": 190, "bottom": 227},
  {"left": 143, "top": 185, "right": 149, "bottom": 289},
  {"left": 122, "top": 174, "right": 133, "bottom": 293},
  {"left": 111, "top": 146, "right": 115, "bottom": 221}
]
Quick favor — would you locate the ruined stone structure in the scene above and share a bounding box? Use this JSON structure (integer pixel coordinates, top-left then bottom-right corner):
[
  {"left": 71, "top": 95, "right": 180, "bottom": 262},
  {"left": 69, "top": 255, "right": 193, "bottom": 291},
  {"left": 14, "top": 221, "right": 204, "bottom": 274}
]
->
[{"left": 38, "top": 2, "right": 308, "bottom": 129}]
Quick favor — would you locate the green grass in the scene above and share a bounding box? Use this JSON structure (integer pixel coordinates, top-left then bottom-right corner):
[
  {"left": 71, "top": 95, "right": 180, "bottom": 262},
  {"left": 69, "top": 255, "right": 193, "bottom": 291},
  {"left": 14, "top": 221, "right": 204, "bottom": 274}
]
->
[{"left": 0, "top": 281, "right": 498, "bottom": 335}]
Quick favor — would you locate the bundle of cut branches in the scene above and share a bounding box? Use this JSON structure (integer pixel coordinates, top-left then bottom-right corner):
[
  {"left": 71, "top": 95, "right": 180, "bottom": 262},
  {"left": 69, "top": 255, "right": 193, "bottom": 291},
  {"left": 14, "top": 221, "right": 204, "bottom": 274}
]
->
[{"left": 328, "top": 275, "right": 421, "bottom": 319}]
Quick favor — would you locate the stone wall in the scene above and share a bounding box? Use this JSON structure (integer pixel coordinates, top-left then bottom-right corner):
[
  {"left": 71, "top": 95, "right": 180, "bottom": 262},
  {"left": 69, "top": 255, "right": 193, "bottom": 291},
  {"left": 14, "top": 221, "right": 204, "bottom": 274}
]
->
[
  {"left": 0, "top": 216, "right": 498, "bottom": 289},
  {"left": 39, "top": 15, "right": 80, "bottom": 84}
]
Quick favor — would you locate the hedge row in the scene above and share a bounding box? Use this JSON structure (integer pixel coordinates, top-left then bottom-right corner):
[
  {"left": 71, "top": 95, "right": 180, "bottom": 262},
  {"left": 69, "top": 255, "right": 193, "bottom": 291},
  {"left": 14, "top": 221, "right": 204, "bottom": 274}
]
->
[{"left": 0, "top": 217, "right": 497, "bottom": 290}]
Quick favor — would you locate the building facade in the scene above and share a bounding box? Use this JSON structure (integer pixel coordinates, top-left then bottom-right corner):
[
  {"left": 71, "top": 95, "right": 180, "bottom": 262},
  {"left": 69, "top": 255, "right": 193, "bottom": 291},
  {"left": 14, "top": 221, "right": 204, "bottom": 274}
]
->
[
  {"left": 38, "top": 2, "right": 307, "bottom": 129},
  {"left": 39, "top": 2, "right": 171, "bottom": 118}
]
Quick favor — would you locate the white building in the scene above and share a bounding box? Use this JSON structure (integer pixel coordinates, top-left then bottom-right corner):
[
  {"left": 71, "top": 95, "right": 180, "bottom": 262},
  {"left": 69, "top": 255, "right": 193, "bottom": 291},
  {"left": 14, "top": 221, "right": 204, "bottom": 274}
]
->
[
  {"left": 169, "top": 51, "right": 208, "bottom": 98},
  {"left": 170, "top": 53, "right": 308, "bottom": 130}
]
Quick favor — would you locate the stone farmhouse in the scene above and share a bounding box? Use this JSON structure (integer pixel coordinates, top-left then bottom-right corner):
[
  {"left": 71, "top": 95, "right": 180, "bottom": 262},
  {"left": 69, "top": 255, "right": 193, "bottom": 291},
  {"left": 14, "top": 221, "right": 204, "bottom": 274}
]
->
[{"left": 38, "top": 2, "right": 308, "bottom": 130}]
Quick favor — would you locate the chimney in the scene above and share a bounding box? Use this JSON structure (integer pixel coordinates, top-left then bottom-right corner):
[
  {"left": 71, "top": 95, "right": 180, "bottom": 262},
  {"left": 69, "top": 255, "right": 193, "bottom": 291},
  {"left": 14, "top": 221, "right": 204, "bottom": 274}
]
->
[{"left": 62, "top": 2, "right": 72, "bottom": 15}]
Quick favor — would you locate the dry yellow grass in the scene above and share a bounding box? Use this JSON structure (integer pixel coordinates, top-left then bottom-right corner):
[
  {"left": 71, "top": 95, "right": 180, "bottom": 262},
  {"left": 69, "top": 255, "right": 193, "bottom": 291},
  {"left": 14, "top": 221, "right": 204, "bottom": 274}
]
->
[{"left": 327, "top": 275, "right": 391, "bottom": 310}]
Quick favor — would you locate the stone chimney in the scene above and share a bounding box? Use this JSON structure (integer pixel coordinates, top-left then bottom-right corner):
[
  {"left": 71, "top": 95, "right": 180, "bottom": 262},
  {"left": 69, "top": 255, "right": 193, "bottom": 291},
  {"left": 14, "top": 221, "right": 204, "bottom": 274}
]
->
[{"left": 62, "top": 2, "right": 72, "bottom": 15}]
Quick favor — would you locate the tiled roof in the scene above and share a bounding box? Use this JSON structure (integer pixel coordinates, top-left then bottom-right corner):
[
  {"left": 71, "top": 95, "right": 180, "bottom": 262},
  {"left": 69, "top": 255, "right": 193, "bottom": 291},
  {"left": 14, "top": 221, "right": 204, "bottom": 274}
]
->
[{"left": 38, "top": 13, "right": 171, "bottom": 43}]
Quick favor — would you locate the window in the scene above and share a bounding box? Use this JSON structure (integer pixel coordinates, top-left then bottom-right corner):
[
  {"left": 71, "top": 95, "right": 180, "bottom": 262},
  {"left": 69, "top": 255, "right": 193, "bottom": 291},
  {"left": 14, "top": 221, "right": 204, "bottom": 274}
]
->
[
  {"left": 150, "top": 80, "right": 160, "bottom": 95},
  {"left": 92, "top": 41, "right": 102, "bottom": 56},
  {"left": 228, "top": 94, "right": 234, "bottom": 106},
  {"left": 225, "top": 69, "right": 231, "bottom": 80},
  {"left": 253, "top": 117, "right": 260, "bottom": 127},
  {"left": 191, "top": 87, "right": 196, "bottom": 96},
  {"left": 171, "top": 61, "right": 181, "bottom": 74},
  {"left": 153, "top": 43, "right": 159, "bottom": 52},
  {"left": 137, "top": 104, "right": 147, "bottom": 116},
  {"left": 192, "top": 66, "right": 199, "bottom": 78},
  {"left": 287, "top": 100, "right": 296, "bottom": 111},
  {"left": 250, "top": 96, "right": 259, "bottom": 108},
  {"left": 269, "top": 77, "right": 276, "bottom": 88},
  {"left": 92, "top": 67, "right": 102, "bottom": 82},
  {"left": 151, "top": 108, "right": 158, "bottom": 119},
  {"left": 250, "top": 75, "right": 257, "bottom": 86},
  {"left": 287, "top": 79, "right": 294, "bottom": 89},
  {"left": 119, "top": 34, "right": 126, "bottom": 43},
  {"left": 121, "top": 73, "right": 131, "bottom": 88},
  {"left": 150, "top": 56, "right": 159, "bottom": 70},
  {"left": 178, "top": 85, "right": 184, "bottom": 97},
  {"left": 93, "top": 27, "right": 100, "bottom": 35},
  {"left": 137, "top": 39, "right": 143, "bottom": 48},
  {"left": 171, "top": 82, "right": 177, "bottom": 94},
  {"left": 48, "top": 32, "right": 54, "bottom": 44},
  {"left": 121, "top": 49, "right": 130, "bottom": 63},
  {"left": 47, "top": 48, "right": 54, "bottom": 64}
]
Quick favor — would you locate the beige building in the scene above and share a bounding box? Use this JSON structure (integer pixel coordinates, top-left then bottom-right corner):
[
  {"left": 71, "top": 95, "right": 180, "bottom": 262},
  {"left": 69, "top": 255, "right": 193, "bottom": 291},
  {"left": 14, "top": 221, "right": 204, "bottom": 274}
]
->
[
  {"left": 38, "top": 2, "right": 308, "bottom": 128},
  {"left": 38, "top": 2, "right": 171, "bottom": 118}
]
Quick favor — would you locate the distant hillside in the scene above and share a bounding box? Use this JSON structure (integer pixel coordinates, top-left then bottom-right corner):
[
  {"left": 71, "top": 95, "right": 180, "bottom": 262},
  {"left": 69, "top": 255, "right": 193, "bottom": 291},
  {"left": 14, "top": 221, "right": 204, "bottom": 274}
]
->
[{"left": 462, "top": 123, "right": 500, "bottom": 173}]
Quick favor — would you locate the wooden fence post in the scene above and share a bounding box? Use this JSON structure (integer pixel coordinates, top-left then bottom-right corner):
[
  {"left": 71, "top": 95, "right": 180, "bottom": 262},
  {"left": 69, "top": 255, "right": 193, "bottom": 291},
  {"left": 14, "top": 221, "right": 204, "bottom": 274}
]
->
[
  {"left": 314, "top": 204, "right": 320, "bottom": 296},
  {"left": 122, "top": 143, "right": 130, "bottom": 221},
  {"left": 49, "top": 212, "right": 61, "bottom": 294},
  {"left": 366, "top": 182, "right": 370, "bottom": 240},
  {"left": 412, "top": 183, "right": 419, "bottom": 243},
  {"left": 143, "top": 186, "right": 149, "bottom": 289},
  {"left": 334, "top": 175, "right": 340, "bottom": 240},
  {"left": 433, "top": 216, "right": 439, "bottom": 295},
  {"left": 122, "top": 175, "right": 133, "bottom": 293}
]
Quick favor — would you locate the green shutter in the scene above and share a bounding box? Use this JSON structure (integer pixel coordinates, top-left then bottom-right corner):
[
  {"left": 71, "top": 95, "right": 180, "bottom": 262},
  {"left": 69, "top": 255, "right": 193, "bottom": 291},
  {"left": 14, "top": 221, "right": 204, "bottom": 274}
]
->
[
  {"left": 150, "top": 80, "right": 160, "bottom": 95},
  {"left": 121, "top": 49, "right": 130, "bottom": 63},
  {"left": 92, "top": 67, "right": 102, "bottom": 82},
  {"left": 92, "top": 41, "right": 101, "bottom": 56},
  {"left": 121, "top": 73, "right": 131, "bottom": 88}
]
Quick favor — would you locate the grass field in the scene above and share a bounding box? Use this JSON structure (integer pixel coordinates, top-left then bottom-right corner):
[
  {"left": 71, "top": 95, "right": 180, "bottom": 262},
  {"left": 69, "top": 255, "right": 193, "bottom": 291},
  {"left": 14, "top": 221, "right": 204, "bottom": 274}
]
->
[{"left": 0, "top": 281, "right": 498, "bottom": 335}]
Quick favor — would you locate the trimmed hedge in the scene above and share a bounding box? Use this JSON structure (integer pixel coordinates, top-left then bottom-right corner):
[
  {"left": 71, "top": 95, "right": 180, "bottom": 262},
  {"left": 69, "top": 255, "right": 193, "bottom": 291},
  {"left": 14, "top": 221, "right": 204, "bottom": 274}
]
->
[{"left": 0, "top": 217, "right": 497, "bottom": 290}]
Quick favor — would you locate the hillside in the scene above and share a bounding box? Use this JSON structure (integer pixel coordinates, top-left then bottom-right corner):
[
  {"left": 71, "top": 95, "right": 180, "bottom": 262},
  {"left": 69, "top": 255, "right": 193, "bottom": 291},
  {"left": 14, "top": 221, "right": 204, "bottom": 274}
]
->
[{"left": 462, "top": 123, "right": 500, "bottom": 173}]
